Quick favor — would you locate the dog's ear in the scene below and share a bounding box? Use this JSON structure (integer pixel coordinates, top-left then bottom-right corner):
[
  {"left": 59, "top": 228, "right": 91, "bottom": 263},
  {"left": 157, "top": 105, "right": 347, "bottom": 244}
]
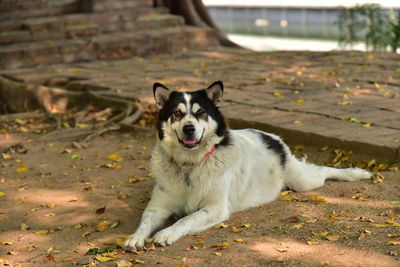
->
[
  {"left": 153, "top": 83, "right": 171, "bottom": 109},
  {"left": 205, "top": 81, "right": 223, "bottom": 106}
]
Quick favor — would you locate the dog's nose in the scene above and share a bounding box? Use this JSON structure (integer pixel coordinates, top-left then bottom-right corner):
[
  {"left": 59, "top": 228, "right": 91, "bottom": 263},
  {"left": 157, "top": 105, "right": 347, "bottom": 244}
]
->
[{"left": 183, "top": 124, "right": 196, "bottom": 136}]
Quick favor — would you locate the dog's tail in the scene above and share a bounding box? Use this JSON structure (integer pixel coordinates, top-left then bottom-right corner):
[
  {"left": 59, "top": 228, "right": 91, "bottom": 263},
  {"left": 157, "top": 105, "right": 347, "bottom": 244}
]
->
[{"left": 283, "top": 157, "right": 371, "bottom": 192}]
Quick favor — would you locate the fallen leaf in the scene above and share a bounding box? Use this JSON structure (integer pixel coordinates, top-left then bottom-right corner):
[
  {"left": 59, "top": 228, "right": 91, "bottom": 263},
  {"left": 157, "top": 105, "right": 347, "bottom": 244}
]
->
[
  {"left": 241, "top": 223, "right": 252, "bottom": 228},
  {"left": 214, "top": 222, "right": 229, "bottom": 229},
  {"left": 308, "top": 195, "right": 326, "bottom": 202},
  {"left": 274, "top": 247, "right": 288, "bottom": 252},
  {"left": 0, "top": 192, "right": 6, "bottom": 197},
  {"left": 15, "top": 167, "right": 29, "bottom": 173},
  {"left": 214, "top": 252, "right": 222, "bottom": 256},
  {"left": 291, "top": 222, "right": 304, "bottom": 229},
  {"left": 386, "top": 210, "right": 396, "bottom": 224},
  {"left": 312, "top": 232, "right": 329, "bottom": 237},
  {"left": 44, "top": 255, "right": 55, "bottom": 262},
  {"left": 107, "top": 154, "right": 123, "bottom": 162},
  {"left": 370, "top": 224, "right": 388, "bottom": 228},
  {"left": 388, "top": 234, "right": 400, "bottom": 238},
  {"left": 82, "top": 231, "right": 91, "bottom": 237},
  {"left": 358, "top": 229, "right": 372, "bottom": 240},
  {"left": 325, "top": 235, "right": 340, "bottom": 241},
  {"left": 1, "top": 241, "right": 13, "bottom": 245},
  {"left": 116, "top": 259, "right": 133, "bottom": 267},
  {"left": 116, "top": 239, "right": 124, "bottom": 247},
  {"left": 231, "top": 226, "right": 243, "bottom": 233},
  {"left": 95, "top": 255, "right": 113, "bottom": 262},
  {"left": 279, "top": 196, "right": 297, "bottom": 202},
  {"left": 339, "top": 211, "right": 353, "bottom": 217},
  {"left": 95, "top": 206, "right": 106, "bottom": 215},
  {"left": 96, "top": 221, "right": 110, "bottom": 232},
  {"left": 234, "top": 239, "right": 244, "bottom": 243},
  {"left": 306, "top": 241, "right": 319, "bottom": 245},
  {"left": 21, "top": 223, "right": 29, "bottom": 231},
  {"left": 268, "top": 211, "right": 278, "bottom": 216},
  {"left": 280, "top": 190, "right": 292, "bottom": 196},
  {"left": 387, "top": 241, "right": 400, "bottom": 245},
  {"left": 372, "top": 173, "right": 384, "bottom": 184},
  {"left": 35, "top": 230, "right": 49, "bottom": 235}
]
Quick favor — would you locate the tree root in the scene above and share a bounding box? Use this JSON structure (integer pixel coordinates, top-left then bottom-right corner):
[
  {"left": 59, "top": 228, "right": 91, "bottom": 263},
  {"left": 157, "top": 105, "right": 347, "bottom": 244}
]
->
[{"left": 0, "top": 75, "right": 143, "bottom": 142}]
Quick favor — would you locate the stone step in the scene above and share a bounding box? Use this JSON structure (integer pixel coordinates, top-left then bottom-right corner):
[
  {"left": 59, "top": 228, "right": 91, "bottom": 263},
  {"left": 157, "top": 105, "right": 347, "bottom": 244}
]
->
[
  {"left": 0, "top": 0, "right": 80, "bottom": 22},
  {"left": 0, "top": 26, "right": 218, "bottom": 69},
  {"left": 80, "top": 0, "right": 153, "bottom": 12},
  {"left": 0, "top": 9, "right": 176, "bottom": 44}
]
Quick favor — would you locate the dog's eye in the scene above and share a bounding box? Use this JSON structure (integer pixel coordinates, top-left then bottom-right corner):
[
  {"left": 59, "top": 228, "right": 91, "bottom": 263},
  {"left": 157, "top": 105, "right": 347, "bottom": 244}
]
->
[
  {"left": 195, "top": 109, "right": 205, "bottom": 116},
  {"left": 173, "top": 110, "right": 184, "bottom": 117}
]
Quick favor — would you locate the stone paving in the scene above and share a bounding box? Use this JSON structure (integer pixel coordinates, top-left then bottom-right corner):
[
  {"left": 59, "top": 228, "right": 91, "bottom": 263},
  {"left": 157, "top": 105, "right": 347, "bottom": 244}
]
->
[{"left": 2, "top": 48, "right": 400, "bottom": 161}]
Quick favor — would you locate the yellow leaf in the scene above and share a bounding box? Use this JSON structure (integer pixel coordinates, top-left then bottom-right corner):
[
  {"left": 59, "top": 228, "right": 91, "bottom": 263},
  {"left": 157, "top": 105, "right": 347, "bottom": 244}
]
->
[
  {"left": 293, "top": 120, "right": 303, "bottom": 125},
  {"left": 116, "top": 238, "right": 124, "bottom": 247},
  {"left": 15, "top": 167, "right": 29, "bottom": 173},
  {"left": 312, "top": 232, "right": 329, "bottom": 237},
  {"left": 308, "top": 195, "right": 326, "bottom": 202},
  {"left": 387, "top": 241, "right": 400, "bottom": 245},
  {"left": 107, "top": 154, "right": 123, "bottom": 162},
  {"left": 214, "top": 222, "right": 229, "bottom": 229},
  {"left": 362, "top": 122, "right": 372, "bottom": 128},
  {"left": 274, "top": 247, "right": 288, "bottom": 252},
  {"left": 370, "top": 224, "right": 388, "bottom": 228},
  {"left": 325, "top": 235, "right": 340, "bottom": 241},
  {"left": 372, "top": 173, "right": 384, "bottom": 184},
  {"left": 388, "top": 234, "right": 400, "bottom": 238},
  {"left": 0, "top": 192, "right": 6, "bottom": 197},
  {"left": 96, "top": 221, "right": 110, "bottom": 232},
  {"left": 291, "top": 222, "right": 304, "bottom": 229},
  {"left": 279, "top": 196, "right": 297, "bottom": 202},
  {"left": 280, "top": 190, "right": 292, "bottom": 196},
  {"left": 73, "top": 223, "right": 82, "bottom": 229},
  {"left": 214, "top": 252, "right": 222, "bottom": 256},
  {"left": 81, "top": 231, "right": 91, "bottom": 237},
  {"left": 386, "top": 210, "right": 396, "bottom": 224},
  {"left": 393, "top": 223, "right": 400, "bottom": 227},
  {"left": 234, "top": 239, "right": 244, "bottom": 243},
  {"left": 95, "top": 255, "right": 113, "bottom": 262},
  {"left": 306, "top": 241, "right": 319, "bottom": 245},
  {"left": 296, "top": 99, "right": 305, "bottom": 104},
  {"left": 20, "top": 223, "right": 29, "bottom": 231},
  {"left": 241, "top": 223, "right": 251, "bottom": 228},
  {"left": 268, "top": 211, "right": 278, "bottom": 216},
  {"left": 0, "top": 241, "right": 13, "bottom": 245},
  {"left": 231, "top": 226, "right": 243, "bottom": 233},
  {"left": 35, "top": 229, "right": 49, "bottom": 235},
  {"left": 320, "top": 261, "right": 331, "bottom": 265},
  {"left": 68, "top": 68, "right": 82, "bottom": 73}
]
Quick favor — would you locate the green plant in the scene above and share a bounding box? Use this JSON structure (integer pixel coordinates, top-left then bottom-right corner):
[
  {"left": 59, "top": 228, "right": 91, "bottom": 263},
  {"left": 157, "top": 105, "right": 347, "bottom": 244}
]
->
[{"left": 338, "top": 4, "right": 400, "bottom": 53}]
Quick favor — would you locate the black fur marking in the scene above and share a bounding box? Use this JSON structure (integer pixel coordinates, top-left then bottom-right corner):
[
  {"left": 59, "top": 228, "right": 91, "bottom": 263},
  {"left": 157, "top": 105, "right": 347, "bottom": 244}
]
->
[
  {"left": 184, "top": 172, "right": 191, "bottom": 186},
  {"left": 188, "top": 90, "right": 228, "bottom": 137},
  {"left": 257, "top": 132, "right": 287, "bottom": 167},
  {"left": 156, "top": 92, "right": 186, "bottom": 140},
  {"left": 216, "top": 132, "right": 231, "bottom": 148}
]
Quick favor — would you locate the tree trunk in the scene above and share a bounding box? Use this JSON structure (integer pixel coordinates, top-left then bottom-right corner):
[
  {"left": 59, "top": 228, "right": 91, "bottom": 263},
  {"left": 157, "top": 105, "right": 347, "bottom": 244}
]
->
[{"left": 156, "top": 0, "right": 240, "bottom": 48}]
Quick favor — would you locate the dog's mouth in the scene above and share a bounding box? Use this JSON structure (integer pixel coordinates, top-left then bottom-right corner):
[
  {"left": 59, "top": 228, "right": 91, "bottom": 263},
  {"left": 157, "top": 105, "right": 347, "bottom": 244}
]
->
[{"left": 176, "top": 130, "right": 204, "bottom": 149}]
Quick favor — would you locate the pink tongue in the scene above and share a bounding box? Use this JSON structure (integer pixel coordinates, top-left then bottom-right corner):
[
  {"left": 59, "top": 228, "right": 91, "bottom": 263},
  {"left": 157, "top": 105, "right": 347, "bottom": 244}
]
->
[{"left": 183, "top": 139, "right": 197, "bottom": 145}]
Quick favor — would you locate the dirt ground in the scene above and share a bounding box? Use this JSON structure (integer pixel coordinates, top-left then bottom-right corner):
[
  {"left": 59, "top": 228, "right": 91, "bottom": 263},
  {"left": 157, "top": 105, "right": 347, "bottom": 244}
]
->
[{"left": 0, "top": 125, "right": 399, "bottom": 267}]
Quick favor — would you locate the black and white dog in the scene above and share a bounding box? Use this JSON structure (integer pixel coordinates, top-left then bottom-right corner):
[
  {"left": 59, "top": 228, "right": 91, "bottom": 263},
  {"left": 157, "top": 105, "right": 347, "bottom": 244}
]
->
[{"left": 124, "top": 81, "right": 371, "bottom": 250}]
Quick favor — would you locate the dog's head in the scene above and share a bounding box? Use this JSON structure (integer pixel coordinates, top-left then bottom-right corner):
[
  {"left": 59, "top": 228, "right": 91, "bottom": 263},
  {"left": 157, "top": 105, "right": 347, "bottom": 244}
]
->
[{"left": 154, "top": 81, "right": 227, "bottom": 153}]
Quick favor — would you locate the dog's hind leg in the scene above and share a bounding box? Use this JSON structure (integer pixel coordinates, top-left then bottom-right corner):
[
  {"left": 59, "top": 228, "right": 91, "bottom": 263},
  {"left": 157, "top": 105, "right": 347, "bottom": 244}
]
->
[{"left": 283, "top": 156, "right": 371, "bottom": 192}]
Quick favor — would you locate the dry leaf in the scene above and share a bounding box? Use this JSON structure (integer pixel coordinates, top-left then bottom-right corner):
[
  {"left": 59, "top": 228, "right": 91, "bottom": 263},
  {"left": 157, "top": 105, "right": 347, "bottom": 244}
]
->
[
  {"left": 231, "top": 226, "right": 243, "bottom": 233},
  {"left": 308, "top": 195, "right": 326, "bottom": 202},
  {"left": 0, "top": 192, "right": 6, "bottom": 197},
  {"left": 96, "top": 221, "right": 110, "bottom": 232},
  {"left": 95, "top": 206, "right": 106, "bottom": 215},
  {"left": 325, "top": 235, "right": 340, "bottom": 241},
  {"left": 372, "top": 173, "right": 384, "bottom": 184},
  {"left": 44, "top": 255, "right": 55, "bottom": 262},
  {"left": 306, "top": 241, "right": 319, "bottom": 245},
  {"left": 387, "top": 241, "right": 400, "bottom": 245},
  {"left": 107, "top": 154, "right": 123, "bottom": 162},
  {"left": 15, "top": 167, "right": 29, "bottom": 173},
  {"left": 35, "top": 230, "right": 49, "bottom": 235},
  {"left": 312, "top": 232, "right": 329, "bottom": 237},
  {"left": 241, "top": 223, "right": 252, "bottom": 228},
  {"left": 20, "top": 223, "right": 29, "bottom": 231},
  {"left": 370, "top": 224, "right": 388, "bottom": 228},
  {"left": 214, "top": 252, "right": 222, "bottom": 256},
  {"left": 214, "top": 222, "right": 229, "bottom": 229},
  {"left": 95, "top": 255, "right": 113, "bottom": 262},
  {"left": 234, "top": 239, "right": 244, "bottom": 243},
  {"left": 274, "top": 247, "right": 288, "bottom": 252},
  {"left": 358, "top": 230, "right": 372, "bottom": 240},
  {"left": 388, "top": 234, "right": 400, "bottom": 238}
]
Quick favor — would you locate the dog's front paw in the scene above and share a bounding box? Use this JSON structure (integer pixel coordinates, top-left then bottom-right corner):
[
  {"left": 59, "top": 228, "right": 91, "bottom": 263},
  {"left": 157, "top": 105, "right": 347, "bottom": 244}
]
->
[
  {"left": 123, "top": 233, "right": 146, "bottom": 251},
  {"left": 153, "top": 227, "right": 183, "bottom": 247}
]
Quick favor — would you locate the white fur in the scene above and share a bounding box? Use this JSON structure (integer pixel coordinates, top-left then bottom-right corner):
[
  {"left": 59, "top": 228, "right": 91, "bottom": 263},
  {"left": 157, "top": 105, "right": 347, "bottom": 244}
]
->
[
  {"left": 124, "top": 82, "right": 371, "bottom": 249},
  {"left": 124, "top": 126, "right": 371, "bottom": 249}
]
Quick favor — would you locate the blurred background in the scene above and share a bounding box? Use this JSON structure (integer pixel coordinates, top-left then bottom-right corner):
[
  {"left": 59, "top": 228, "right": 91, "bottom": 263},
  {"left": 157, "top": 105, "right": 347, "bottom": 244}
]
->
[{"left": 203, "top": 0, "right": 400, "bottom": 51}]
